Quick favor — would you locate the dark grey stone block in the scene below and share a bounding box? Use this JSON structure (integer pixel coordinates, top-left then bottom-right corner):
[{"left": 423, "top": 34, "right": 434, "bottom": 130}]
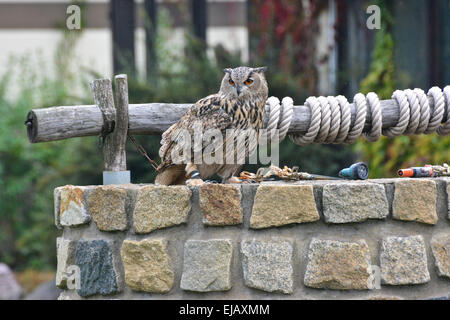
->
[{"left": 75, "top": 240, "right": 120, "bottom": 297}]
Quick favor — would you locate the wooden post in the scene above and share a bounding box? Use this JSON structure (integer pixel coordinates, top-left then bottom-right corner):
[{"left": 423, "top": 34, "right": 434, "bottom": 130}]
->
[
  {"left": 91, "top": 78, "right": 117, "bottom": 171},
  {"left": 90, "top": 76, "right": 130, "bottom": 184},
  {"left": 112, "top": 74, "right": 129, "bottom": 171}
]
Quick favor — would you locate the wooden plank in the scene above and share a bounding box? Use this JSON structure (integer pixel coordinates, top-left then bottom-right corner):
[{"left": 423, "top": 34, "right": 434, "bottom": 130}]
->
[{"left": 26, "top": 97, "right": 446, "bottom": 144}]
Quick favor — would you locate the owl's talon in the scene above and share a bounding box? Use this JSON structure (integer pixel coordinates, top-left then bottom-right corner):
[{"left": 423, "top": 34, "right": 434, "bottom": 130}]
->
[{"left": 190, "top": 170, "right": 201, "bottom": 179}]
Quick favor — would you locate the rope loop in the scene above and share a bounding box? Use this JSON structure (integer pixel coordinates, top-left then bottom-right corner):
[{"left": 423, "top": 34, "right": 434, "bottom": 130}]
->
[
  {"left": 345, "top": 93, "right": 367, "bottom": 143},
  {"left": 334, "top": 95, "right": 351, "bottom": 144},
  {"left": 383, "top": 90, "right": 409, "bottom": 137},
  {"left": 426, "top": 86, "right": 445, "bottom": 134},
  {"left": 288, "top": 96, "right": 321, "bottom": 146},
  {"left": 365, "top": 92, "right": 382, "bottom": 142},
  {"left": 324, "top": 96, "right": 341, "bottom": 143},
  {"left": 437, "top": 86, "right": 450, "bottom": 136},
  {"left": 263, "top": 85, "right": 450, "bottom": 146},
  {"left": 279, "top": 97, "right": 294, "bottom": 141}
]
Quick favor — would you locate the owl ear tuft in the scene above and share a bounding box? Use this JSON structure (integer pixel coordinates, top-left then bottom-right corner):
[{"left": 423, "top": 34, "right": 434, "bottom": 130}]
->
[
  {"left": 223, "top": 68, "right": 232, "bottom": 74},
  {"left": 253, "top": 66, "right": 267, "bottom": 73}
]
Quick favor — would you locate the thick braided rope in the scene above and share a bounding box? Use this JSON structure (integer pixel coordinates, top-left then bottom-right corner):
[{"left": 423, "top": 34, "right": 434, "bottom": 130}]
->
[
  {"left": 263, "top": 85, "right": 450, "bottom": 146},
  {"left": 437, "top": 86, "right": 450, "bottom": 135}
]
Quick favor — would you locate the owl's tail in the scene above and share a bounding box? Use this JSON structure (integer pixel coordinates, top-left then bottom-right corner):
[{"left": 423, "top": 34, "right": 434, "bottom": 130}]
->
[{"left": 155, "top": 165, "right": 187, "bottom": 185}]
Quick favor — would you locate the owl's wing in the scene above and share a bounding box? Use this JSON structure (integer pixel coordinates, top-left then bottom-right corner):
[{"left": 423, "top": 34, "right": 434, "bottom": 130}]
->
[{"left": 157, "top": 94, "right": 233, "bottom": 172}]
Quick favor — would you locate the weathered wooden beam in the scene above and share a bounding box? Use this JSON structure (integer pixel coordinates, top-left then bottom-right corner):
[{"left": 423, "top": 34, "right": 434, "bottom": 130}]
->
[{"left": 25, "top": 97, "right": 446, "bottom": 144}]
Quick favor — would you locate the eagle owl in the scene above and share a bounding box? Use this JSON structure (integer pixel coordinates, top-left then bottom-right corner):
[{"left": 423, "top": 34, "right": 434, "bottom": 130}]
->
[{"left": 155, "top": 66, "right": 268, "bottom": 185}]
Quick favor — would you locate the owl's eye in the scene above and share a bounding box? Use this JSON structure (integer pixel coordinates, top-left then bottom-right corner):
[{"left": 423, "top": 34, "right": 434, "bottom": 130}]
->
[
  {"left": 244, "top": 78, "right": 254, "bottom": 85},
  {"left": 229, "top": 79, "right": 235, "bottom": 85}
]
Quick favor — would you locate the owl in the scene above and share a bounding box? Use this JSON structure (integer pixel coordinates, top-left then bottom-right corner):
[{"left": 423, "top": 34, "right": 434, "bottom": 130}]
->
[{"left": 155, "top": 66, "right": 269, "bottom": 185}]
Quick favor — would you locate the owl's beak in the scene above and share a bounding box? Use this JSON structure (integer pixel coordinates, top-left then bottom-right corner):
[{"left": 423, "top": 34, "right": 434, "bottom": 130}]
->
[{"left": 236, "top": 86, "right": 243, "bottom": 96}]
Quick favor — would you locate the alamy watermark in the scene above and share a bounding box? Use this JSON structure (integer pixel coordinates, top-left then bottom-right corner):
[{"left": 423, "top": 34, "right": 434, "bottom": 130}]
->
[
  {"left": 65, "top": 265, "right": 81, "bottom": 290},
  {"left": 167, "top": 123, "right": 280, "bottom": 167},
  {"left": 366, "top": 4, "right": 381, "bottom": 30},
  {"left": 66, "top": 5, "right": 81, "bottom": 30},
  {"left": 367, "top": 265, "right": 381, "bottom": 290}
]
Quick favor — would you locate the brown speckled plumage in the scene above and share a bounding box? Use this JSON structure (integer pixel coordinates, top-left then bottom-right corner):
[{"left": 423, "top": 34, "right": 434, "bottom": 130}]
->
[{"left": 156, "top": 66, "right": 268, "bottom": 185}]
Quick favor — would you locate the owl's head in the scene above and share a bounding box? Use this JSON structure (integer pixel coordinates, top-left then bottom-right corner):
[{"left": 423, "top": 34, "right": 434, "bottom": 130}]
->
[{"left": 219, "top": 66, "right": 268, "bottom": 101}]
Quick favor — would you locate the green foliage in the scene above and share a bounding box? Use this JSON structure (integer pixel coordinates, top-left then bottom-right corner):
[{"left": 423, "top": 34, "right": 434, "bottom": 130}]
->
[
  {"left": 357, "top": 0, "right": 450, "bottom": 178},
  {"left": 0, "top": 30, "right": 102, "bottom": 270}
]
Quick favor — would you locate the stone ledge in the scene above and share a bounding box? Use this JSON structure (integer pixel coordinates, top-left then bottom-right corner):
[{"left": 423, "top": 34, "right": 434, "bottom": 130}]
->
[{"left": 53, "top": 178, "right": 448, "bottom": 230}]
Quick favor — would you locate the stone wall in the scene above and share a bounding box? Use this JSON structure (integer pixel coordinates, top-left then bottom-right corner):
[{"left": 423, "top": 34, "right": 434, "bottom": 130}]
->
[{"left": 55, "top": 178, "right": 450, "bottom": 300}]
